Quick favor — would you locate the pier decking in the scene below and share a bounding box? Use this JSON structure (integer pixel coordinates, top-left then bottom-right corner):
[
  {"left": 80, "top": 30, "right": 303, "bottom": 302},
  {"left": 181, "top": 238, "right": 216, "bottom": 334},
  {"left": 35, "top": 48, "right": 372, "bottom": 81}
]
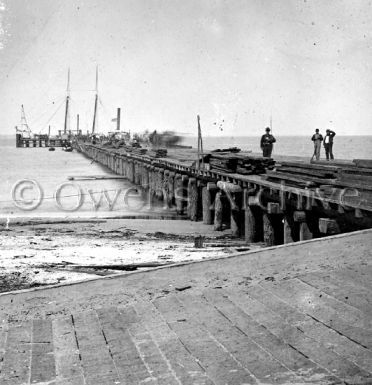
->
[
  {"left": 0, "top": 229, "right": 371, "bottom": 384},
  {"left": 75, "top": 143, "right": 372, "bottom": 246}
]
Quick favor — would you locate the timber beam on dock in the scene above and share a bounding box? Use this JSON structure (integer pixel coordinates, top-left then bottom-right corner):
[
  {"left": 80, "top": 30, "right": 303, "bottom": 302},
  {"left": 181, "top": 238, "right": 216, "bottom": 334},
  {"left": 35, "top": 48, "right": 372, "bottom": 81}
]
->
[{"left": 75, "top": 143, "right": 372, "bottom": 246}]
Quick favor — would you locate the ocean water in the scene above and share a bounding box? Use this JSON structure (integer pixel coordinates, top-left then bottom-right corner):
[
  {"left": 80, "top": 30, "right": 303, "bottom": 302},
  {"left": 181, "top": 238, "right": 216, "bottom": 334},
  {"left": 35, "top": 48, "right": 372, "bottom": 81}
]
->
[
  {"left": 0, "top": 136, "right": 135, "bottom": 217},
  {"left": 181, "top": 135, "right": 372, "bottom": 159},
  {"left": 0, "top": 135, "right": 371, "bottom": 218}
]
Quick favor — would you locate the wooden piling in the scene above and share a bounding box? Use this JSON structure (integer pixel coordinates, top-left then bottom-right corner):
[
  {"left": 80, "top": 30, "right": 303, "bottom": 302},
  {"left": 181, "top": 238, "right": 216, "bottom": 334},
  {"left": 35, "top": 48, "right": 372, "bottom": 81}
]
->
[
  {"left": 168, "top": 172, "right": 175, "bottom": 210},
  {"left": 299, "top": 222, "right": 313, "bottom": 241},
  {"left": 283, "top": 215, "right": 295, "bottom": 244},
  {"left": 214, "top": 191, "right": 223, "bottom": 231},
  {"left": 134, "top": 162, "right": 140, "bottom": 185},
  {"left": 143, "top": 166, "right": 150, "bottom": 190},
  {"left": 319, "top": 218, "right": 340, "bottom": 235},
  {"left": 188, "top": 178, "right": 198, "bottom": 221},
  {"left": 243, "top": 190, "right": 255, "bottom": 243},
  {"left": 263, "top": 213, "right": 275, "bottom": 246},
  {"left": 202, "top": 186, "right": 214, "bottom": 224},
  {"left": 181, "top": 175, "right": 189, "bottom": 216},
  {"left": 163, "top": 170, "right": 170, "bottom": 209},
  {"left": 175, "top": 174, "right": 184, "bottom": 214}
]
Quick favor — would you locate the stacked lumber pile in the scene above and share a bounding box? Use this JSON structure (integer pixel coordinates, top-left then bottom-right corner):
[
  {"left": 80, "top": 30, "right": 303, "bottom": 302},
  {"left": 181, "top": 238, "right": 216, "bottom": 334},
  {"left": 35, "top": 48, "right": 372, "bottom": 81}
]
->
[
  {"left": 148, "top": 148, "right": 168, "bottom": 158},
  {"left": 130, "top": 147, "right": 148, "bottom": 156},
  {"left": 337, "top": 159, "right": 372, "bottom": 190},
  {"left": 211, "top": 147, "right": 241, "bottom": 153},
  {"left": 264, "top": 161, "right": 339, "bottom": 187},
  {"left": 264, "top": 159, "right": 372, "bottom": 191},
  {"left": 235, "top": 154, "right": 275, "bottom": 175},
  {"left": 209, "top": 153, "right": 275, "bottom": 175},
  {"left": 209, "top": 153, "right": 238, "bottom": 173},
  {"left": 353, "top": 159, "right": 372, "bottom": 169}
]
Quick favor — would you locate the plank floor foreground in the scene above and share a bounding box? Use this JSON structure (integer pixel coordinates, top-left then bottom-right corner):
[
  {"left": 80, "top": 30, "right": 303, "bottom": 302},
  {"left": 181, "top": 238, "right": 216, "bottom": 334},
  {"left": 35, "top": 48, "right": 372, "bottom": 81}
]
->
[{"left": 0, "top": 230, "right": 372, "bottom": 384}]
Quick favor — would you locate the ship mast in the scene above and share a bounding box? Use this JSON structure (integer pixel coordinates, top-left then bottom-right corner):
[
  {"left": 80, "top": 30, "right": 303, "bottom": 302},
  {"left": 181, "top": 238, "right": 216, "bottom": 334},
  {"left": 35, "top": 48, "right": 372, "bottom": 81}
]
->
[
  {"left": 20, "top": 104, "right": 32, "bottom": 137},
  {"left": 63, "top": 68, "right": 70, "bottom": 134},
  {"left": 92, "top": 66, "right": 98, "bottom": 134}
]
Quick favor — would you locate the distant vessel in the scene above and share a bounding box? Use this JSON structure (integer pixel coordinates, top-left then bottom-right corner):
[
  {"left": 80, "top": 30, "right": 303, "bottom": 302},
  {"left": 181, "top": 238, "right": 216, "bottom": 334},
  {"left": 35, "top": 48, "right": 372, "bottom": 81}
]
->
[{"left": 15, "top": 69, "right": 77, "bottom": 149}]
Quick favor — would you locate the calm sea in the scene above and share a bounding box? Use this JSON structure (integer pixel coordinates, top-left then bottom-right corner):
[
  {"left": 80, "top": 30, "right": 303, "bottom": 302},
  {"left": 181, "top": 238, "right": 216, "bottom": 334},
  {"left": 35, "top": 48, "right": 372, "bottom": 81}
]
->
[
  {"left": 0, "top": 136, "right": 134, "bottom": 217},
  {"left": 181, "top": 135, "right": 372, "bottom": 159},
  {"left": 1, "top": 135, "right": 371, "bottom": 217}
]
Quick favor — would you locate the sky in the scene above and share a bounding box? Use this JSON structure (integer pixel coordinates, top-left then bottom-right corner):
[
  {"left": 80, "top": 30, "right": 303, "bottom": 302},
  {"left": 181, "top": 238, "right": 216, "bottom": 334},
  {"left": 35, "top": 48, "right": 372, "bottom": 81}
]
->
[{"left": 0, "top": 0, "right": 371, "bottom": 137}]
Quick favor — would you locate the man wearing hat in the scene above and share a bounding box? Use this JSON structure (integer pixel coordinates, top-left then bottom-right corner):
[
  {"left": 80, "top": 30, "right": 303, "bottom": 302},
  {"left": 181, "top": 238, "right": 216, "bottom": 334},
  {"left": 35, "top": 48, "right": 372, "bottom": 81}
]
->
[
  {"left": 311, "top": 128, "right": 323, "bottom": 160},
  {"left": 323, "top": 129, "right": 336, "bottom": 160},
  {"left": 260, "top": 127, "right": 276, "bottom": 157}
]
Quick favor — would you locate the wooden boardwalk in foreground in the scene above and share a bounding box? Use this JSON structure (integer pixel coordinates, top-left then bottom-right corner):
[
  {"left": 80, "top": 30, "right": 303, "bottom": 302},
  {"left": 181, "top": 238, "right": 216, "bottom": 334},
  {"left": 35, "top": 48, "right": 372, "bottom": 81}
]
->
[{"left": 0, "top": 231, "right": 371, "bottom": 384}]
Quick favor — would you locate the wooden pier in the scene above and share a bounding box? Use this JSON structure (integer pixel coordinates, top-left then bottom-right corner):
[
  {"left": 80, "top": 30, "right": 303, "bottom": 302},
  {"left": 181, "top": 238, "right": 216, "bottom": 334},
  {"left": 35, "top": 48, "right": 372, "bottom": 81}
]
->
[
  {"left": 16, "top": 134, "right": 71, "bottom": 148},
  {"left": 76, "top": 143, "right": 372, "bottom": 246}
]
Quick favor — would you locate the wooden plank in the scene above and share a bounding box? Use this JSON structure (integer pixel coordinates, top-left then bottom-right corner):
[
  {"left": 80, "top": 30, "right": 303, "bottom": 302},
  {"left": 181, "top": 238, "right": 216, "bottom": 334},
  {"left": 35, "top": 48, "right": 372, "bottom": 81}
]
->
[
  {"left": 353, "top": 159, "right": 372, "bottom": 169},
  {"left": 30, "top": 319, "right": 56, "bottom": 384},
  {"left": 134, "top": 300, "right": 214, "bottom": 385},
  {"left": 246, "top": 284, "right": 372, "bottom": 374},
  {"left": 0, "top": 321, "right": 32, "bottom": 385},
  {"left": 96, "top": 306, "right": 153, "bottom": 384},
  {"left": 276, "top": 165, "right": 336, "bottom": 178},
  {"left": 298, "top": 271, "right": 372, "bottom": 315},
  {"left": 153, "top": 295, "right": 256, "bottom": 385},
  {"left": 270, "top": 278, "right": 372, "bottom": 329},
  {"left": 338, "top": 173, "right": 372, "bottom": 185},
  {"left": 225, "top": 288, "right": 371, "bottom": 383},
  {"left": 311, "top": 159, "right": 354, "bottom": 167},
  {"left": 53, "top": 316, "right": 84, "bottom": 383},
  {"left": 283, "top": 160, "right": 342, "bottom": 171},
  {"left": 178, "top": 293, "right": 299, "bottom": 383},
  {"left": 263, "top": 279, "right": 372, "bottom": 349},
  {"left": 332, "top": 265, "right": 372, "bottom": 292},
  {"left": 0, "top": 323, "right": 8, "bottom": 374},
  {"left": 266, "top": 170, "right": 336, "bottom": 186},
  {"left": 72, "top": 310, "right": 120, "bottom": 384},
  {"left": 203, "top": 289, "right": 325, "bottom": 378}
]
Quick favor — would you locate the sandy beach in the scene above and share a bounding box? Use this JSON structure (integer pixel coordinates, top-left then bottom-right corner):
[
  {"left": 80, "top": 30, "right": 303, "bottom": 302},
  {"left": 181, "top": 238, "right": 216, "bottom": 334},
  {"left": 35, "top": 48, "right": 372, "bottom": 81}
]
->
[{"left": 0, "top": 217, "right": 261, "bottom": 293}]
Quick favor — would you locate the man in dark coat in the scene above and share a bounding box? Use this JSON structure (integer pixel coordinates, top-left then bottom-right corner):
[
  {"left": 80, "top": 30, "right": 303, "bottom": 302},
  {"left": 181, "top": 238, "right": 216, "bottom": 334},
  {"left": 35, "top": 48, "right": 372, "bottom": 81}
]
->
[
  {"left": 311, "top": 128, "right": 323, "bottom": 160},
  {"left": 260, "top": 127, "right": 276, "bottom": 157},
  {"left": 323, "top": 129, "right": 336, "bottom": 160}
]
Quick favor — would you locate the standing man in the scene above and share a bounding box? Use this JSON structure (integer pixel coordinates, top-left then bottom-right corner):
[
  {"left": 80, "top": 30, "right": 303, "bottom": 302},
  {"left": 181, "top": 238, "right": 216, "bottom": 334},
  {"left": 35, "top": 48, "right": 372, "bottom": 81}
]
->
[
  {"left": 323, "top": 129, "right": 336, "bottom": 160},
  {"left": 260, "top": 127, "right": 276, "bottom": 157},
  {"left": 311, "top": 128, "right": 323, "bottom": 161}
]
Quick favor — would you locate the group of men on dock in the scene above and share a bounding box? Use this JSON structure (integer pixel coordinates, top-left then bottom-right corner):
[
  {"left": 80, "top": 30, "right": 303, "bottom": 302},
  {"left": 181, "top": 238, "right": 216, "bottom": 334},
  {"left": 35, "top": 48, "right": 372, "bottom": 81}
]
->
[
  {"left": 260, "top": 127, "right": 336, "bottom": 161},
  {"left": 311, "top": 128, "right": 336, "bottom": 161}
]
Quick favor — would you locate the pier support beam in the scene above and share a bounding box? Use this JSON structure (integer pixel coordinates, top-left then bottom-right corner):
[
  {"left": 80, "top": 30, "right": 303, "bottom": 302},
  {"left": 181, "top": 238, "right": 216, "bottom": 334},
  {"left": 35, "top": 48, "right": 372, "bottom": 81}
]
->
[
  {"left": 202, "top": 182, "right": 216, "bottom": 225},
  {"left": 145, "top": 167, "right": 155, "bottom": 211},
  {"left": 283, "top": 215, "right": 295, "bottom": 244},
  {"left": 263, "top": 213, "right": 275, "bottom": 246},
  {"left": 188, "top": 178, "right": 198, "bottom": 221},
  {"left": 319, "top": 218, "right": 340, "bottom": 235},
  {"left": 294, "top": 210, "right": 313, "bottom": 241},
  {"left": 299, "top": 222, "right": 313, "bottom": 241},
  {"left": 143, "top": 166, "right": 149, "bottom": 190},
  {"left": 168, "top": 172, "right": 175, "bottom": 210},
  {"left": 244, "top": 205, "right": 256, "bottom": 243},
  {"left": 130, "top": 161, "right": 135, "bottom": 183},
  {"left": 243, "top": 189, "right": 261, "bottom": 243},
  {"left": 174, "top": 174, "right": 184, "bottom": 214},
  {"left": 214, "top": 191, "right": 223, "bottom": 231},
  {"left": 216, "top": 181, "right": 243, "bottom": 237}
]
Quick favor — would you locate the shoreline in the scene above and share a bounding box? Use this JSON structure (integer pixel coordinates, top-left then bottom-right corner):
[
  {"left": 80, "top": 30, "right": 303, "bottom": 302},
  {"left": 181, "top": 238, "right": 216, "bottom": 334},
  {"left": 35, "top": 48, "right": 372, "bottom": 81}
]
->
[{"left": 0, "top": 217, "right": 260, "bottom": 293}]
